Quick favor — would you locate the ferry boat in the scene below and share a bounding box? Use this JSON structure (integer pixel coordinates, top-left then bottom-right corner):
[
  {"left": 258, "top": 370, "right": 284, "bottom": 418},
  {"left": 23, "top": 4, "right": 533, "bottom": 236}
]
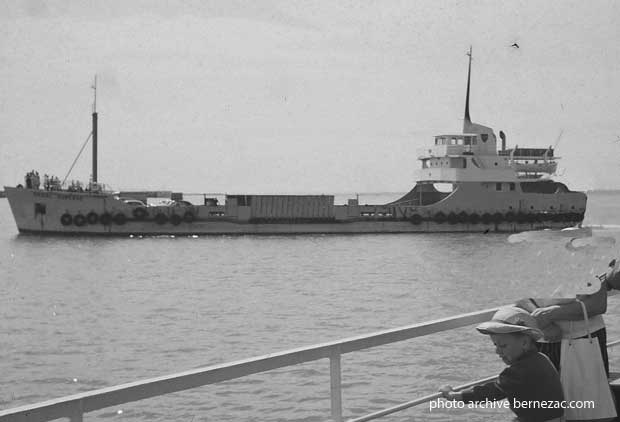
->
[{"left": 4, "top": 51, "right": 586, "bottom": 235}]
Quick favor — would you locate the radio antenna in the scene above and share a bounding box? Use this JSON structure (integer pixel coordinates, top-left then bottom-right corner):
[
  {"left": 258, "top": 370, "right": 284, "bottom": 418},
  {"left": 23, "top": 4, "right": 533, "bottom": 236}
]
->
[{"left": 92, "top": 75, "right": 97, "bottom": 112}]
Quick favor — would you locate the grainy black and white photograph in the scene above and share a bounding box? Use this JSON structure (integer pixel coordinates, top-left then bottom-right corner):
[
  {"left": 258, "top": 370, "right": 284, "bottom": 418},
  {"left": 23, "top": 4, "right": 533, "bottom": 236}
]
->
[{"left": 2, "top": 1, "right": 620, "bottom": 421}]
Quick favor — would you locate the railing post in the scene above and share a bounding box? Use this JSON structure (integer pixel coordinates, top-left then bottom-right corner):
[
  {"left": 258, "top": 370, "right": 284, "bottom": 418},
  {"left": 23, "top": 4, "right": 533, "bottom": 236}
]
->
[
  {"left": 69, "top": 399, "right": 83, "bottom": 422},
  {"left": 330, "top": 348, "right": 343, "bottom": 422}
]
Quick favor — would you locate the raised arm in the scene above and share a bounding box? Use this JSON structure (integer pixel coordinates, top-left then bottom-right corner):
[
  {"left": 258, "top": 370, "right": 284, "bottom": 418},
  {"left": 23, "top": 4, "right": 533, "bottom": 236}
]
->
[{"left": 530, "top": 285, "right": 607, "bottom": 327}]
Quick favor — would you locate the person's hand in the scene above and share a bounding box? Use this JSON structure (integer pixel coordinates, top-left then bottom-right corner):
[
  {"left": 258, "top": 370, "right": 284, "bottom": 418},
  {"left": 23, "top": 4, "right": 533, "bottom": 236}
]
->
[
  {"left": 439, "top": 384, "right": 453, "bottom": 399},
  {"left": 540, "top": 323, "right": 563, "bottom": 342},
  {"left": 603, "top": 259, "right": 620, "bottom": 290},
  {"left": 439, "top": 385, "right": 461, "bottom": 400},
  {"left": 514, "top": 298, "right": 537, "bottom": 312},
  {"left": 531, "top": 305, "right": 562, "bottom": 327}
]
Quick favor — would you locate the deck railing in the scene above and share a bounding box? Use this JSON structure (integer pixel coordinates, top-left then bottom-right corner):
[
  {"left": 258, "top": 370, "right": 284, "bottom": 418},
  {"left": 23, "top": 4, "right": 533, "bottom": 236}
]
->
[{"left": 0, "top": 301, "right": 616, "bottom": 422}]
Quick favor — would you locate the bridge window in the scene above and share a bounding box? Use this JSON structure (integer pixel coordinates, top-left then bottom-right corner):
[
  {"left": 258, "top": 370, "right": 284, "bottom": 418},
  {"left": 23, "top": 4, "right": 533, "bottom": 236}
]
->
[
  {"left": 509, "top": 183, "right": 515, "bottom": 191},
  {"left": 496, "top": 183, "right": 502, "bottom": 191}
]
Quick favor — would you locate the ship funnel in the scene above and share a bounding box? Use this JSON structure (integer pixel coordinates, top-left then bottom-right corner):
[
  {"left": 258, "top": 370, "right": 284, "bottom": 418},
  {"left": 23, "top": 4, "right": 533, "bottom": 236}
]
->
[{"left": 500, "top": 130, "right": 506, "bottom": 151}]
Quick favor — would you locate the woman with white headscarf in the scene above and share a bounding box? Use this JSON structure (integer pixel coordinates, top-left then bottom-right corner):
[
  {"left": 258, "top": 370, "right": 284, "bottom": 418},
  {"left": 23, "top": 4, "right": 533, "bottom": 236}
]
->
[{"left": 520, "top": 258, "right": 619, "bottom": 376}]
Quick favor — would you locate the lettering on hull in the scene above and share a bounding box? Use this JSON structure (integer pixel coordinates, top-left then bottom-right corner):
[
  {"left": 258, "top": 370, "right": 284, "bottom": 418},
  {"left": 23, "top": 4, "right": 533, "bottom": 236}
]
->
[
  {"left": 393, "top": 206, "right": 416, "bottom": 219},
  {"left": 33, "top": 191, "right": 85, "bottom": 201}
]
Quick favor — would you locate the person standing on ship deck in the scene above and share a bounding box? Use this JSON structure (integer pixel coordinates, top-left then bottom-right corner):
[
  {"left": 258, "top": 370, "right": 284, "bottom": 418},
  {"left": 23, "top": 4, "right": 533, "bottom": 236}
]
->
[{"left": 518, "top": 258, "right": 620, "bottom": 376}]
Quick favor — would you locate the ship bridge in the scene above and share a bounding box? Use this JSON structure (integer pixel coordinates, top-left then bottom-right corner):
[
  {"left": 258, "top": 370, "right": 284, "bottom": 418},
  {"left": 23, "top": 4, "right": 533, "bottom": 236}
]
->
[
  {"left": 416, "top": 133, "right": 516, "bottom": 183},
  {"left": 418, "top": 133, "right": 488, "bottom": 159}
]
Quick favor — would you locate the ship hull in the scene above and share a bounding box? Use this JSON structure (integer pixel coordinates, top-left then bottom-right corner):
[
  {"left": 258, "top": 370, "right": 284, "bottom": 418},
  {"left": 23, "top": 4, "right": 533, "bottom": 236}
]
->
[
  {"left": 12, "top": 221, "right": 584, "bottom": 236},
  {"left": 4, "top": 184, "right": 587, "bottom": 235}
]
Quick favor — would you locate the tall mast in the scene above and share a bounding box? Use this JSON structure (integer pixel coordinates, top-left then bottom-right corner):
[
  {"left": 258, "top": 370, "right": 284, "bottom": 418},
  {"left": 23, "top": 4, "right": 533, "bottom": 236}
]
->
[
  {"left": 92, "top": 75, "right": 98, "bottom": 184},
  {"left": 464, "top": 46, "right": 472, "bottom": 128}
]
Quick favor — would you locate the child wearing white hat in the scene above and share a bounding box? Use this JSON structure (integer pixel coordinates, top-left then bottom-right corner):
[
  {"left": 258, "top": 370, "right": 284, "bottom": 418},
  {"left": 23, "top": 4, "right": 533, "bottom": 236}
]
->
[{"left": 440, "top": 306, "right": 564, "bottom": 422}]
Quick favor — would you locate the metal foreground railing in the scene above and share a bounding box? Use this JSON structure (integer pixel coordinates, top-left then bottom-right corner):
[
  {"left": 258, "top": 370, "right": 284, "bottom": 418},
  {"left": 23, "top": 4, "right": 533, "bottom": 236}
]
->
[{"left": 1, "top": 303, "right": 618, "bottom": 422}]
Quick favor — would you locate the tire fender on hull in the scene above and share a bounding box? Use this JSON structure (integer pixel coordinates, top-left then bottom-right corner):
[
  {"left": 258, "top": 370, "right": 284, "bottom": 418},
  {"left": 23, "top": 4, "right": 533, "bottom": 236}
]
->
[
  {"left": 132, "top": 207, "right": 148, "bottom": 220},
  {"left": 433, "top": 212, "right": 446, "bottom": 224},
  {"left": 170, "top": 214, "right": 182, "bottom": 226},
  {"left": 60, "top": 213, "right": 72, "bottom": 226},
  {"left": 183, "top": 211, "right": 195, "bottom": 223},
  {"left": 113, "top": 213, "right": 126, "bottom": 225},
  {"left": 86, "top": 212, "right": 99, "bottom": 225},
  {"left": 100, "top": 212, "right": 112, "bottom": 226},
  {"left": 410, "top": 214, "right": 423, "bottom": 225},
  {"left": 155, "top": 213, "right": 168, "bottom": 225},
  {"left": 74, "top": 214, "right": 86, "bottom": 227}
]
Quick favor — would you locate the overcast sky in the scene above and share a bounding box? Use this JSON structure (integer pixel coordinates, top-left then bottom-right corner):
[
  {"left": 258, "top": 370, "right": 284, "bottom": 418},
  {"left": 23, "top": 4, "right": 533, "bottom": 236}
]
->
[{"left": 1, "top": 0, "right": 619, "bottom": 194}]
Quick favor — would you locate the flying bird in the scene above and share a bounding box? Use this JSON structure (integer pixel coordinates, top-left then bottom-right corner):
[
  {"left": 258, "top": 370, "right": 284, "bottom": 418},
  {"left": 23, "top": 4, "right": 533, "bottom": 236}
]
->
[{"left": 511, "top": 43, "right": 520, "bottom": 49}]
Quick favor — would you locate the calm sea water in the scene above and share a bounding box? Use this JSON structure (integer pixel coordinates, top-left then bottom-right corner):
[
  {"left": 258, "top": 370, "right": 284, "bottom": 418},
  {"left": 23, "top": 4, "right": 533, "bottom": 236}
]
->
[{"left": 1, "top": 191, "right": 620, "bottom": 421}]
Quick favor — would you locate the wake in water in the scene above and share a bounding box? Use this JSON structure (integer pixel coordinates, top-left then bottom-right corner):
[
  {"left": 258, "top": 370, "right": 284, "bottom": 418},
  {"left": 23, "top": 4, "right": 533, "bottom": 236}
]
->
[{"left": 507, "top": 227, "right": 593, "bottom": 245}]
